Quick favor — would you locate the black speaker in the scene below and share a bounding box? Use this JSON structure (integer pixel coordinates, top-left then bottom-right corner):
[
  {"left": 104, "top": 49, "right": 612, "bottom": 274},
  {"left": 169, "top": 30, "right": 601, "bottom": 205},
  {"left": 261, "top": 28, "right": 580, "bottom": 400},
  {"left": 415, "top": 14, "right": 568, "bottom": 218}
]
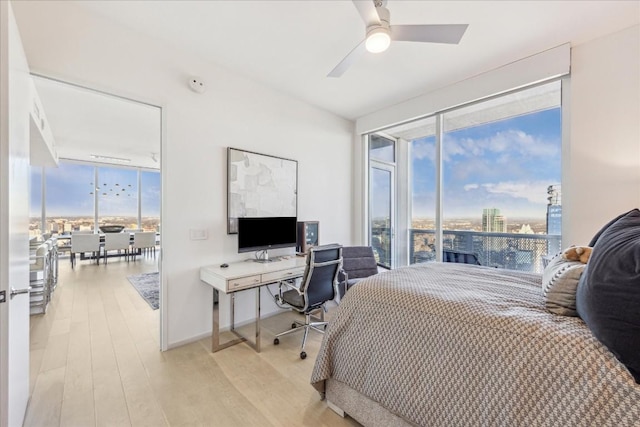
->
[{"left": 296, "top": 221, "right": 319, "bottom": 254}]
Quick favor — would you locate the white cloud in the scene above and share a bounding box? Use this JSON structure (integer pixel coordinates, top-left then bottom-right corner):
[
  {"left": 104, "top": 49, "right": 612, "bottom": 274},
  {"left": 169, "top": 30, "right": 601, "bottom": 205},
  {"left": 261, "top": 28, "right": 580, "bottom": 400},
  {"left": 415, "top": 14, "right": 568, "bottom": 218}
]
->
[
  {"left": 464, "top": 183, "right": 479, "bottom": 191},
  {"left": 443, "top": 129, "right": 559, "bottom": 160},
  {"left": 480, "top": 181, "right": 551, "bottom": 204},
  {"left": 411, "top": 140, "right": 435, "bottom": 162}
]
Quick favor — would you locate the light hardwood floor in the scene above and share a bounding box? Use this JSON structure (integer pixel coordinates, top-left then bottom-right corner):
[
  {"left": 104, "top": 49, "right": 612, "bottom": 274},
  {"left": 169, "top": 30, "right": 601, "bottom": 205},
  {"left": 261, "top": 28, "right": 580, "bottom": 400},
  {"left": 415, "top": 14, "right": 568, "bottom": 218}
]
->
[{"left": 26, "top": 254, "right": 360, "bottom": 427}]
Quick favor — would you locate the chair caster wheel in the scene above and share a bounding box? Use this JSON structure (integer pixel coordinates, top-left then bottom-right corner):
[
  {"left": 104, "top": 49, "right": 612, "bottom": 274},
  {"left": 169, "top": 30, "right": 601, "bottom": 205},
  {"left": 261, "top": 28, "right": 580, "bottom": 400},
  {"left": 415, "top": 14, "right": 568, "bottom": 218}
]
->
[
  {"left": 274, "top": 338, "right": 279, "bottom": 345},
  {"left": 291, "top": 323, "right": 297, "bottom": 329},
  {"left": 300, "top": 351, "right": 307, "bottom": 360}
]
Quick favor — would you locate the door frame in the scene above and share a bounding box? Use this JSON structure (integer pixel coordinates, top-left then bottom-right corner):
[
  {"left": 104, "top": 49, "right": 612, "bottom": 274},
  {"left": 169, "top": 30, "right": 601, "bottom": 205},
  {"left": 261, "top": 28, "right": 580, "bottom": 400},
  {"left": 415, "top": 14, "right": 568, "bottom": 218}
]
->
[
  {"left": 0, "top": 2, "right": 33, "bottom": 425},
  {"left": 28, "top": 74, "right": 167, "bottom": 350},
  {"left": 368, "top": 131, "right": 397, "bottom": 270}
]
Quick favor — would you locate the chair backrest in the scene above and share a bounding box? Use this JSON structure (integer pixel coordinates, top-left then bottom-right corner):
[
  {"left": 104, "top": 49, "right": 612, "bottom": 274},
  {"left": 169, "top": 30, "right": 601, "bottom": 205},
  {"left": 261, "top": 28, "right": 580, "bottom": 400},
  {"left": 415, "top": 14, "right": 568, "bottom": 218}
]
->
[
  {"left": 341, "top": 246, "right": 378, "bottom": 279},
  {"left": 31, "top": 242, "right": 50, "bottom": 270},
  {"left": 104, "top": 232, "right": 131, "bottom": 250},
  {"left": 299, "top": 244, "right": 342, "bottom": 310},
  {"left": 71, "top": 234, "right": 100, "bottom": 252},
  {"left": 133, "top": 232, "right": 156, "bottom": 248}
]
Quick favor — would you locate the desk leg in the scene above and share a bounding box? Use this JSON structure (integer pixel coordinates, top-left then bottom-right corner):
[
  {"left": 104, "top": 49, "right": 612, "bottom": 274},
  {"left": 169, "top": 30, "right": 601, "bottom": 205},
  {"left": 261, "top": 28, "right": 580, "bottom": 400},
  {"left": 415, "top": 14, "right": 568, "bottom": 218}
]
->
[
  {"left": 211, "top": 288, "right": 245, "bottom": 353},
  {"left": 254, "top": 287, "right": 261, "bottom": 352},
  {"left": 227, "top": 286, "right": 261, "bottom": 353}
]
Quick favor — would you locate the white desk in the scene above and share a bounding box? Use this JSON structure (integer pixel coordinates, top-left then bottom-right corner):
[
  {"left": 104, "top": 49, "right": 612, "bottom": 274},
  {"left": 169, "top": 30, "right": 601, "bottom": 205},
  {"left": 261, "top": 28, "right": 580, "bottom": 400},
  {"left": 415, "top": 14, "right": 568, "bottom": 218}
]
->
[{"left": 200, "top": 256, "right": 307, "bottom": 353}]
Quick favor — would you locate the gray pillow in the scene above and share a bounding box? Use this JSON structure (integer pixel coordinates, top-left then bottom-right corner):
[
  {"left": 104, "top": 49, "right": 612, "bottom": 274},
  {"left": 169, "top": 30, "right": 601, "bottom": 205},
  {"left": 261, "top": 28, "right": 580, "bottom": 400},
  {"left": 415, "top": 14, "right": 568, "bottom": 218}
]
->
[
  {"left": 587, "top": 209, "right": 635, "bottom": 247},
  {"left": 542, "top": 252, "right": 585, "bottom": 316},
  {"left": 576, "top": 208, "right": 640, "bottom": 384}
]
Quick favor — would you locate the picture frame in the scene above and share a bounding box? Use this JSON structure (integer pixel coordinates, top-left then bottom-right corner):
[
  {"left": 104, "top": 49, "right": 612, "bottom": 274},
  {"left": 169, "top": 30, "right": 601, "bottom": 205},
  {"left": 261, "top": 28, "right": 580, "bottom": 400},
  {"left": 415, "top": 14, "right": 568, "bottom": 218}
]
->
[{"left": 227, "top": 147, "right": 298, "bottom": 234}]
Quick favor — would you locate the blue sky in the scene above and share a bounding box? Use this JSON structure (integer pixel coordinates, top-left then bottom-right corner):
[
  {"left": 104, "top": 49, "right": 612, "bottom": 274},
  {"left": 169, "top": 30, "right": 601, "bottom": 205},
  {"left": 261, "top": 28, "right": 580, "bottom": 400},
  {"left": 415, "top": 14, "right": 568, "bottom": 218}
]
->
[
  {"left": 31, "top": 162, "right": 160, "bottom": 218},
  {"left": 411, "top": 107, "right": 561, "bottom": 219}
]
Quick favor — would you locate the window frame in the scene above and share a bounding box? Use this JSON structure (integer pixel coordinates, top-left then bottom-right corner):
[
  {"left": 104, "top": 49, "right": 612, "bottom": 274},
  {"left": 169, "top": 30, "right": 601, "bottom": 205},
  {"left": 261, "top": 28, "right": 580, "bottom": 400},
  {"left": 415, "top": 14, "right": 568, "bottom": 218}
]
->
[{"left": 364, "top": 78, "right": 565, "bottom": 271}]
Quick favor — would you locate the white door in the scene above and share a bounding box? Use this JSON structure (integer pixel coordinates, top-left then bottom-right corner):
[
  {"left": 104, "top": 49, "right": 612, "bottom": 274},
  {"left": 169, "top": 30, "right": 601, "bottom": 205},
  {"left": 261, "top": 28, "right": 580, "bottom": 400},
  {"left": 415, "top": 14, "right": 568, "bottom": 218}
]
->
[{"left": 0, "top": 3, "right": 32, "bottom": 427}]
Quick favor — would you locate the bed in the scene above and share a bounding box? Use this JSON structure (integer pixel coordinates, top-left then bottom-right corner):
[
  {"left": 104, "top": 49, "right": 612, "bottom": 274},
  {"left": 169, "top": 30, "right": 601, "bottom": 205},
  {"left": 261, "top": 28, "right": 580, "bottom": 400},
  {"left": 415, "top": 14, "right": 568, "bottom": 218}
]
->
[{"left": 310, "top": 262, "right": 640, "bottom": 427}]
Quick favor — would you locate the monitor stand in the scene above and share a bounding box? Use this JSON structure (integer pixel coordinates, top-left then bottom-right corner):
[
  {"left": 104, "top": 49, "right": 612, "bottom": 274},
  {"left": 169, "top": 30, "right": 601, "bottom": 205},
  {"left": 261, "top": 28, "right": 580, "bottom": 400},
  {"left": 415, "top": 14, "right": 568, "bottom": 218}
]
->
[{"left": 253, "top": 249, "right": 278, "bottom": 263}]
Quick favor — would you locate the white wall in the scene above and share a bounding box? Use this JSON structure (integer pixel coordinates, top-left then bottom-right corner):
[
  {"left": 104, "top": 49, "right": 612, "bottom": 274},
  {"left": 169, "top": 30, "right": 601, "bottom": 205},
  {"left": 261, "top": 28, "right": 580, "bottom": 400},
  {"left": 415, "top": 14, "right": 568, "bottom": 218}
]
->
[
  {"left": 566, "top": 25, "right": 640, "bottom": 245},
  {"left": 12, "top": 2, "right": 354, "bottom": 348}
]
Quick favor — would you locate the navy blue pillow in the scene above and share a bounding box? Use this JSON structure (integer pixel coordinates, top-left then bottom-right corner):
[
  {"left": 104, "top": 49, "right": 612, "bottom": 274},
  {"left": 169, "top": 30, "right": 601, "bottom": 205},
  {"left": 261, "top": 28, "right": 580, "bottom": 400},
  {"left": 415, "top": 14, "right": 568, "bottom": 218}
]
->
[
  {"left": 576, "top": 208, "right": 640, "bottom": 383},
  {"left": 587, "top": 208, "right": 636, "bottom": 247}
]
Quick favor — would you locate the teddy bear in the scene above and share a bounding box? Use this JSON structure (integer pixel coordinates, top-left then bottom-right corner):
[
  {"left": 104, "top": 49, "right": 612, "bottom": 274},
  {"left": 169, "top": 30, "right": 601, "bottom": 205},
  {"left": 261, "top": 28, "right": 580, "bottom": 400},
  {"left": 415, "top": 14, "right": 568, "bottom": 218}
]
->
[{"left": 562, "top": 245, "right": 593, "bottom": 264}]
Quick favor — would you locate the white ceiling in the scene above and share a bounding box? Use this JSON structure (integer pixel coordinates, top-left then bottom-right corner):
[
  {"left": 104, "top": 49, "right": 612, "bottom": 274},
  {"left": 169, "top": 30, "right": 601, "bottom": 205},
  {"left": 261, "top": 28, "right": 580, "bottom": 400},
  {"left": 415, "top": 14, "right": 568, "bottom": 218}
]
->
[
  {"left": 16, "top": 1, "right": 640, "bottom": 168},
  {"left": 73, "top": 0, "right": 639, "bottom": 120},
  {"left": 32, "top": 76, "right": 161, "bottom": 170}
]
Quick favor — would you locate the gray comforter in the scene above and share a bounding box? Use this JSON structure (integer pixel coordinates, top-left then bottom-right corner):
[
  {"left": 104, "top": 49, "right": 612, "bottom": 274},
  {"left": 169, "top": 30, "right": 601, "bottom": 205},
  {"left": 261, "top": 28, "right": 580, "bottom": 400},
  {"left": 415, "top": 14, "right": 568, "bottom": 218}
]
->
[{"left": 311, "top": 262, "right": 640, "bottom": 426}]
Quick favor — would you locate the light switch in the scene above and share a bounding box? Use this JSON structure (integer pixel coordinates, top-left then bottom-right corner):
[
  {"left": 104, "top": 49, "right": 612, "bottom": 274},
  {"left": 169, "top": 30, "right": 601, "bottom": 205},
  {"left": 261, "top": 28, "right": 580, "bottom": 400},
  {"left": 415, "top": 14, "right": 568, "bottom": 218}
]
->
[{"left": 189, "top": 229, "right": 208, "bottom": 240}]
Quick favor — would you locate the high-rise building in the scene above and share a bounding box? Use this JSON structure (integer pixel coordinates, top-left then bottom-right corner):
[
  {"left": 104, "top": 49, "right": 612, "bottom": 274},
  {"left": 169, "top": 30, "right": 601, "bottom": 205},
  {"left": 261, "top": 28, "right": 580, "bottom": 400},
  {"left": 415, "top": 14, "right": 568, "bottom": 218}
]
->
[
  {"left": 546, "top": 185, "right": 562, "bottom": 235},
  {"left": 482, "top": 208, "right": 507, "bottom": 232},
  {"left": 546, "top": 184, "right": 562, "bottom": 255}
]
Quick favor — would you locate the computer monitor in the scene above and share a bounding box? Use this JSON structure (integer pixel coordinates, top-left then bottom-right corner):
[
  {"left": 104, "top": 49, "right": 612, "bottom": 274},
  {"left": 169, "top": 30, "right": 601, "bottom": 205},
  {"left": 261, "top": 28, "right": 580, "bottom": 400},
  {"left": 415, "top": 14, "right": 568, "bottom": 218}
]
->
[{"left": 237, "top": 217, "right": 297, "bottom": 259}]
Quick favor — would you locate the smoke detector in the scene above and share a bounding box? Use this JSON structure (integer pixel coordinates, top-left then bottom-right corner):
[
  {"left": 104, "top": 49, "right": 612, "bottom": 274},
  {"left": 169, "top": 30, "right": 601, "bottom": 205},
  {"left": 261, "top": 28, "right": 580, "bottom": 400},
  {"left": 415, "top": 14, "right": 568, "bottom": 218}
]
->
[{"left": 189, "top": 77, "right": 206, "bottom": 94}]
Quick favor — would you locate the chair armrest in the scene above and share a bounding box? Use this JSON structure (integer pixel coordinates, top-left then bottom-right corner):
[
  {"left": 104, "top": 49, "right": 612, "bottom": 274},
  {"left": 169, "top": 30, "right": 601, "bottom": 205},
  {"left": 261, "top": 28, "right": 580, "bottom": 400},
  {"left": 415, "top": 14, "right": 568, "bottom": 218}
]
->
[
  {"left": 274, "top": 278, "right": 302, "bottom": 307},
  {"left": 278, "top": 278, "right": 302, "bottom": 294}
]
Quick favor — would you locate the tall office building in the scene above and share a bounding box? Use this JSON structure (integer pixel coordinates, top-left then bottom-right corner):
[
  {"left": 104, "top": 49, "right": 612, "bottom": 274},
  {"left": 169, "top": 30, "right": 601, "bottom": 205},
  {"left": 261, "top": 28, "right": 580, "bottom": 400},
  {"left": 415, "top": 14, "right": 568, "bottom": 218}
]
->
[
  {"left": 482, "top": 208, "right": 507, "bottom": 233},
  {"left": 546, "top": 185, "right": 562, "bottom": 255},
  {"left": 546, "top": 185, "right": 562, "bottom": 235}
]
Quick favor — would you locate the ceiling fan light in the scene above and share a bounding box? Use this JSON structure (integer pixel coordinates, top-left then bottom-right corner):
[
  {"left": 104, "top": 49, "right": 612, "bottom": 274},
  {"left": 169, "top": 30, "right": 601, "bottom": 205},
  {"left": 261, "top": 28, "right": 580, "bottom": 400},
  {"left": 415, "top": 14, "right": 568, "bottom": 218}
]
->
[{"left": 365, "top": 27, "right": 391, "bottom": 53}]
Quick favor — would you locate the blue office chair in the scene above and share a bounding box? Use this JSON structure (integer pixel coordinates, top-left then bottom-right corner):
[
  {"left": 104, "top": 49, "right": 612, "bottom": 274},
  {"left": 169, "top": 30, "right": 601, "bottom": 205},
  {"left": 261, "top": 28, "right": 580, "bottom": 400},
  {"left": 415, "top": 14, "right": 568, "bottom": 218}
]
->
[{"left": 273, "top": 244, "right": 342, "bottom": 359}]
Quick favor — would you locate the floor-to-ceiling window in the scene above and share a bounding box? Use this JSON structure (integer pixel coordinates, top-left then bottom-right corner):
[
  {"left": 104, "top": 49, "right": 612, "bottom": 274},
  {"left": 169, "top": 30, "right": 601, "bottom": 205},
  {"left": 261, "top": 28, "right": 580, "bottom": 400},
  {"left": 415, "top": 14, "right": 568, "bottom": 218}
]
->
[
  {"left": 407, "top": 117, "right": 437, "bottom": 264},
  {"left": 29, "top": 167, "right": 44, "bottom": 238},
  {"left": 97, "top": 165, "right": 138, "bottom": 230},
  {"left": 45, "top": 162, "right": 96, "bottom": 233},
  {"left": 32, "top": 160, "right": 160, "bottom": 234},
  {"left": 141, "top": 170, "right": 161, "bottom": 232},
  {"left": 367, "top": 80, "right": 562, "bottom": 273}
]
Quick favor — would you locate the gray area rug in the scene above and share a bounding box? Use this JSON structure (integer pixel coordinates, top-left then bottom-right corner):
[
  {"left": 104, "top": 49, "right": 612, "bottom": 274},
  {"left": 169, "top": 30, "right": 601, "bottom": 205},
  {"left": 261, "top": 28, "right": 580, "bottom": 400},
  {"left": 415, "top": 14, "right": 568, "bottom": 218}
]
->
[{"left": 127, "top": 272, "right": 159, "bottom": 310}]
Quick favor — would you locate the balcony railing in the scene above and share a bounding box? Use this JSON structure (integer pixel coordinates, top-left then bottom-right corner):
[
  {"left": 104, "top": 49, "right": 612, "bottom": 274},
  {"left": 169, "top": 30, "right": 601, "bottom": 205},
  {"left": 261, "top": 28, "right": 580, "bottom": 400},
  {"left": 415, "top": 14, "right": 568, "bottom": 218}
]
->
[{"left": 371, "top": 227, "right": 562, "bottom": 273}]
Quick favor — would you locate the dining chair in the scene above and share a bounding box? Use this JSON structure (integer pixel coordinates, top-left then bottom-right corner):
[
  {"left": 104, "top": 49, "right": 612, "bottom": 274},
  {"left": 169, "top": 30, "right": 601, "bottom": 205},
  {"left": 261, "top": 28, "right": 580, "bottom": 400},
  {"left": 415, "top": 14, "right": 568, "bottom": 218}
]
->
[
  {"left": 132, "top": 232, "right": 157, "bottom": 260},
  {"left": 70, "top": 233, "right": 101, "bottom": 268},
  {"left": 103, "top": 232, "right": 131, "bottom": 264}
]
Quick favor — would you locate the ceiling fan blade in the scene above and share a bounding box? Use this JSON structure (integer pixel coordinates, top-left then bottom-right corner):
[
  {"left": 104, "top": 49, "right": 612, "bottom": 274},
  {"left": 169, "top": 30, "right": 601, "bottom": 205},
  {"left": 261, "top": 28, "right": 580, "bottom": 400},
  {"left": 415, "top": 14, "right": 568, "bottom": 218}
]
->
[
  {"left": 327, "top": 40, "right": 367, "bottom": 78},
  {"left": 352, "top": 0, "right": 381, "bottom": 27},
  {"left": 391, "top": 24, "right": 469, "bottom": 44}
]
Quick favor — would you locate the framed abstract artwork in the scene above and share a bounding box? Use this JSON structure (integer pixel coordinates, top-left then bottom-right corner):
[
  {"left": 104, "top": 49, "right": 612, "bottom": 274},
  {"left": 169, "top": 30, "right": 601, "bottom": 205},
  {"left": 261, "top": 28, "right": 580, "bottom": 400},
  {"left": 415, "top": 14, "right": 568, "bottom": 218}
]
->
[{"left": 227, "top": 147, "right": 298, "bottom": 234}]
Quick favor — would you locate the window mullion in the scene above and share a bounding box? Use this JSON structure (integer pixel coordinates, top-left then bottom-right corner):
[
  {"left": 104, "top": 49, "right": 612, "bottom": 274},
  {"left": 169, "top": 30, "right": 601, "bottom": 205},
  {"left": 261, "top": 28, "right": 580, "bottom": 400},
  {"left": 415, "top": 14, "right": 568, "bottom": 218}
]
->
[{"left": 435, "top": 113, "right": 443, "bottom": 262}]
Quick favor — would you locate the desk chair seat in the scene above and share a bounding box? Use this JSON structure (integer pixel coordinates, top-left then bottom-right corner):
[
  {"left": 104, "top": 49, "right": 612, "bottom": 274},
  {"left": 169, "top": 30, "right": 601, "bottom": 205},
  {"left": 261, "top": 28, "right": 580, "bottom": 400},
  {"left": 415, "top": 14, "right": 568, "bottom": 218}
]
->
[{"left": 273, "top": 244, "right": 342, "bottom": 359}]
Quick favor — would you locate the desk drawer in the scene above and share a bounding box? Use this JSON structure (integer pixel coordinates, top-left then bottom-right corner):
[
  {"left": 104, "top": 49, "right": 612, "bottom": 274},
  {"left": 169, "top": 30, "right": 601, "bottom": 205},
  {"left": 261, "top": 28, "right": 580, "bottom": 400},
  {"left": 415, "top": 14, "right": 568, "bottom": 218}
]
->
[
  {"left": 228, "top": 275, "right": 261, "bottom": 292},
  {"left": 262, "top": 267, "right": 305, "bottom": 283}
]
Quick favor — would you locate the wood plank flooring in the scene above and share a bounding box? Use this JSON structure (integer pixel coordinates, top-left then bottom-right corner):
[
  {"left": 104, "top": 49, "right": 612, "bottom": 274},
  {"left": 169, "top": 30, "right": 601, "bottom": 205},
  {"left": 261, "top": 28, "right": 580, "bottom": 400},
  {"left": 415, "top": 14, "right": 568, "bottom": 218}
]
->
[{"left": 26, "top": 255, "right": 360, "bottom": 426}]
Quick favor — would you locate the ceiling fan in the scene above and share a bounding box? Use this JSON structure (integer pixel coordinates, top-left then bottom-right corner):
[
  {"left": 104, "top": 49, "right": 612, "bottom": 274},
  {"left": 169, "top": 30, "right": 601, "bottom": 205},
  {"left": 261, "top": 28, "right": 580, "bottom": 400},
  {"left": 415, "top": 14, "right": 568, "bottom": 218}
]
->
[{"left": 328, "top": 0, "right": 469, "bottom": 77}]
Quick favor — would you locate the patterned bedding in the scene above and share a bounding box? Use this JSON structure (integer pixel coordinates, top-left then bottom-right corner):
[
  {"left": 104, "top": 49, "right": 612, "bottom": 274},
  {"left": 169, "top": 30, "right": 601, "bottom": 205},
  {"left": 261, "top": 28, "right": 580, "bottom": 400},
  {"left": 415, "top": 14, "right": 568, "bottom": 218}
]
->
[{"left": 311, "top": 262, "right": 640, "bottom": 426}]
